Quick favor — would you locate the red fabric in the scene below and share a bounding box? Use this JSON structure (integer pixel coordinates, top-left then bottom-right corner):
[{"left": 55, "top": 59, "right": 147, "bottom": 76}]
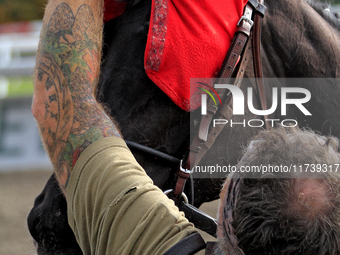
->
[
  {"left": 144, "top": 0, "right": 248, "bottom": 111},
  {"left": 103, "top": 0, "right": 127, "bottom": 23}
]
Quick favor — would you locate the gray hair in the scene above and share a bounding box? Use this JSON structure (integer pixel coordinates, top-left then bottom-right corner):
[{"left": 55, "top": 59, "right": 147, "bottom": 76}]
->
[{"left": 218, "top": 127, "right": 340, "bottom": 255}]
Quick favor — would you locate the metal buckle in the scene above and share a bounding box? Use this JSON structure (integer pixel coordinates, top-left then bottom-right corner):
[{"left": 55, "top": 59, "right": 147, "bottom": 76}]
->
[
  {"left": 237, "top": 15, "right": 254, "bottom": 28},
  {"left": 248, "top": 0, "right": 266, "bottom": 17},
  {"left": 164, "top": 189, "right": 189, "bottom": 204},
  {"left": 179, "top": 159, "right": 193, "bottom": 174}
]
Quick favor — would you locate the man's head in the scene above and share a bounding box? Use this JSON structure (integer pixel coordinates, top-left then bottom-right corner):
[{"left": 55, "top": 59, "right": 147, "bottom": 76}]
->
[{"left": 217, "top": 127, "right": 340, "bottom": 255}]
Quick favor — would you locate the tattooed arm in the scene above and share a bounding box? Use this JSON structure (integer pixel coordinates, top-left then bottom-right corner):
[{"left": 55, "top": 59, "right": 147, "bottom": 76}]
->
[{"left": 32, "top": 0, "right": 121, "bottom": 195}]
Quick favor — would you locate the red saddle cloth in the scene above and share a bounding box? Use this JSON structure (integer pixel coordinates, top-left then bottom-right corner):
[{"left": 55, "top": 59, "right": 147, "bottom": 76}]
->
[{"left": 104, "top": 0, "right": 248, "bottom": 111}]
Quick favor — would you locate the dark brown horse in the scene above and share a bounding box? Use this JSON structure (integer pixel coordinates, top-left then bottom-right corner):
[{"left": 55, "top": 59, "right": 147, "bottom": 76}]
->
[{"left": 27, "top": 0, "right": 340, "bottom": 254}]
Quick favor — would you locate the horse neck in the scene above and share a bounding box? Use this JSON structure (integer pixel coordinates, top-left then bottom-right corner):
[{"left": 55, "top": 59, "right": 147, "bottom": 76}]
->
[{"left": 262, "top": 0, "right": 340, "bottom": 78}]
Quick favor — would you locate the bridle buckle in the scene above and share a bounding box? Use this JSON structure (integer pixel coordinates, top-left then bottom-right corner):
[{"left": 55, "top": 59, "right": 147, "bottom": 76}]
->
[
  {"left": 179, "top": 159, "right": 193, "bottom": 174},
  {"left": 237, "top": 15, "right": 254, "bottom": 28}
]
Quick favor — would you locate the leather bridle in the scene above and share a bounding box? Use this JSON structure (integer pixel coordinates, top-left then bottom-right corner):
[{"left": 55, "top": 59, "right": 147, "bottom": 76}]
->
[{"left": 128, "top": 0, "right": 267, "bottom": 238}]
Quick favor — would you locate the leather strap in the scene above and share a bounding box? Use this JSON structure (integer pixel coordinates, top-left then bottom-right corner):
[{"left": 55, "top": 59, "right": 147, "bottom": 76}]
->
[
  {"left": 190, "top": 0, "right": 268, "bottom": 171},
  {"left": 198, "top": 3, "right": 255, "bottom": 143},
  {"left": 179, "top": 202, "right": 218, "bottom": 238},
  {"left": 194, "top": 38, "right": 253, "bottom": 166},
  {"left": 249, "top": 0, "right": 266, "bottom": 16},
  {"left": 171, "top": 2, "right": 257, "bottom": 200},
  {"left": 171, "top": 0, "right": 267, "bottom": 229},
  {"left": 173, "top": 170, "right": 191, "bottom": 199},
  {"left": 252, "top": 0, "right": 269, "bottom": 129},
  {"left": 163, "top": 232, "right": 206, "bottom": 255},
  {"left": 172, "top": 139, "right": 200, "bottom": 199}
]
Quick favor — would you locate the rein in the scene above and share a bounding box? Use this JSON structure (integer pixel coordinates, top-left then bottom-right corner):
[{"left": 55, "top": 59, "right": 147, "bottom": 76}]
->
[
  {"left": 125, "top": 140, "right": 194, "bottom": 204},
  {"left": 125, "top": 140, "right": 180, "bottom": 165},
  {"left": 125, "top": 140, "right": 218, "bottom": 237}
]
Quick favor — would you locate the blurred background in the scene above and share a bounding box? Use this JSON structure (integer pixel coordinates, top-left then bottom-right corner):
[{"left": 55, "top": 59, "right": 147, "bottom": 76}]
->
[
  {"left": 0, "top": 1, "right": 51, "bottom": 254},
  {"left": 0, "top": 0, "right": 339, "bottom": 254}
]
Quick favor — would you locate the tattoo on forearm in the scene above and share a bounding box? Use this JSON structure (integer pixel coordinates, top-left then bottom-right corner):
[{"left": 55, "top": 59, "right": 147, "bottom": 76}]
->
[{"left": 35, "top": 3, "right": 121, "bottom": 192}]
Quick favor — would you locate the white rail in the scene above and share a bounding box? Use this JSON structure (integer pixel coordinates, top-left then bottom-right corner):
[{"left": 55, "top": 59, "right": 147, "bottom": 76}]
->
[{"left": 0, "top": 21, "right": 41, "bottom": 76}]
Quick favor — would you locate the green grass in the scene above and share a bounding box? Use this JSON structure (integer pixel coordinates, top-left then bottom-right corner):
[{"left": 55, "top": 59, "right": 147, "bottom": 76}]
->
[{"left": 1, "top": 76, "right": 34, "bottom": 98}]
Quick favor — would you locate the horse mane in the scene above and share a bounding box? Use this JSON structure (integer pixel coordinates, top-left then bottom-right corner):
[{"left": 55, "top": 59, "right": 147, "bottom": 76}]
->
[{"left": 306, "top": 0, "right": 340, "bottom": 31}]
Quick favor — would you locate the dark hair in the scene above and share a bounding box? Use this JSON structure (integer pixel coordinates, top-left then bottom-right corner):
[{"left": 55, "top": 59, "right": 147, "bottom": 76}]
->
[{"left": 224, "top": 127, "right": 340, "bottom": 255}]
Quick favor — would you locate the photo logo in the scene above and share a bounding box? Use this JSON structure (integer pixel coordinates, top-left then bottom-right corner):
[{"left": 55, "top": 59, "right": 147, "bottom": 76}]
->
[
  {"left": 197, "top": 82, "right": 222, "bottom": 113},
  {"left": 200, "top": 84, "right": 312, "bottom": 128}
]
